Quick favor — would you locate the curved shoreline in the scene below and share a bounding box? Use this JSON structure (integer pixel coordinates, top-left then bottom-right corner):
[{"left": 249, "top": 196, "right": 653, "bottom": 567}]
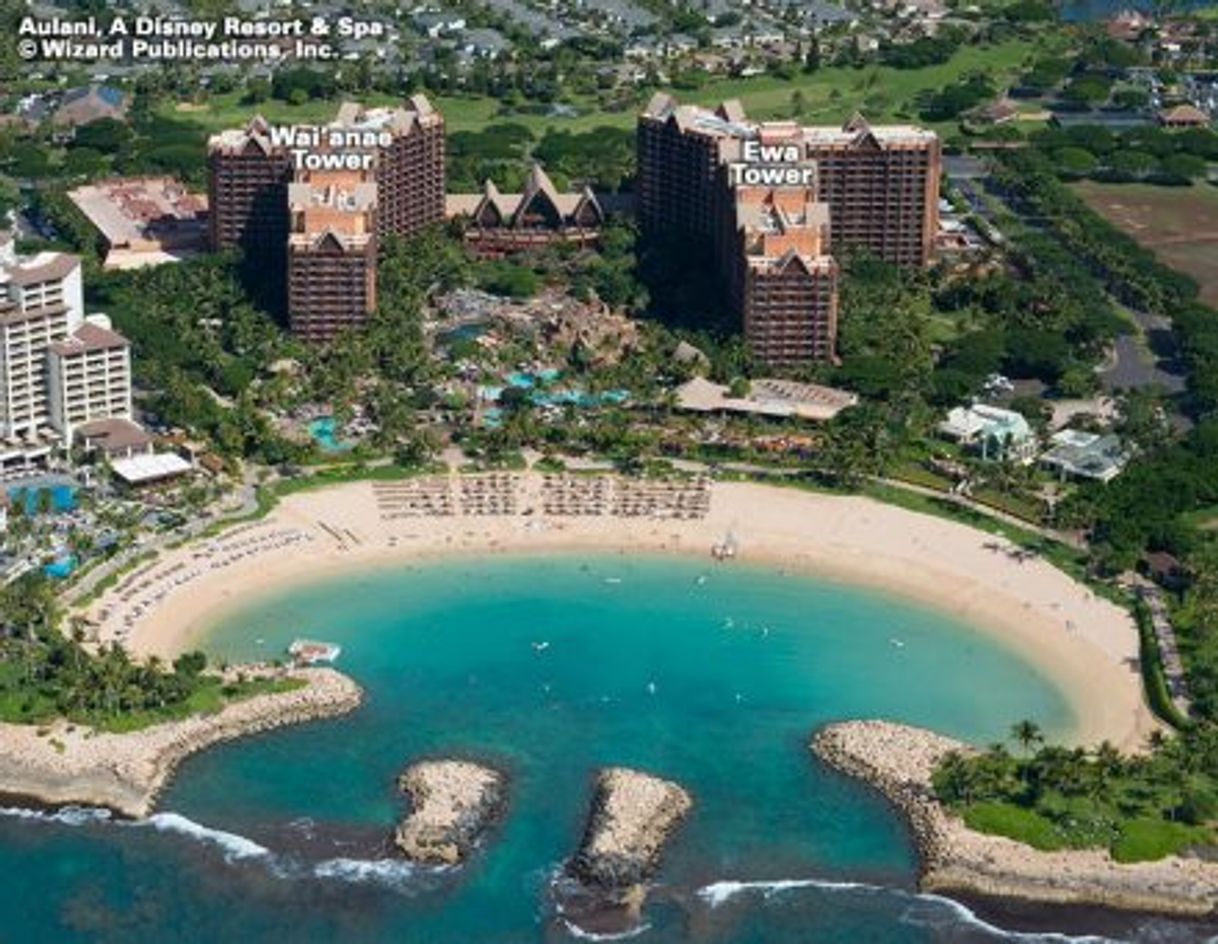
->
[
  {"left": 812, "top": 720, "right": 1218, "bottom": 917},
  {"left": 81, "top": 475, "right": 1159, "bottom": 751},
  {"left": 0, "top": 667, "right": 362, "bottom": 818}
]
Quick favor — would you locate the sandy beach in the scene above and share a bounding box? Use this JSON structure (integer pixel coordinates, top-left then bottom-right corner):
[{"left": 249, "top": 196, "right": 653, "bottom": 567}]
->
[
  {"left": 812, "top": 720, "right": 1218, "bottom": 917},
  {"left": 81, "top": 474, "right": 1160, "bottom": 751}
]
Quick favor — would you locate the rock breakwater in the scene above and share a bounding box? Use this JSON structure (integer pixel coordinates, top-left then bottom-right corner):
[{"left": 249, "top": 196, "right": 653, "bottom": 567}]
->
[
  {"left": 556, "top": 766, "right": 691, "bottom": 934},
  {"left": 394, "top": 760, "right": 505, "bottom": 865},
  {"left": 812, "top": 720, "right": 1218, "bottom": 917},
  {"left": 0, "top": 667, "right": 362, "bottom": 818}
]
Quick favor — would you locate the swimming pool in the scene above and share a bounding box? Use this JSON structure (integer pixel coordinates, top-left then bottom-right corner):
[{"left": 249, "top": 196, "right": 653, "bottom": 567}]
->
[
  {"left": 307, "top": 417, "right": 352, "bottom": 453},
  {"left": 479, "top": 375, "right": 630, "bottom": 417},
  {"left": 43, "top": 555, "right": 77, "bottom": 580},
  {"left": 8, "top": 485, "right": 77, "bottom": 515}
]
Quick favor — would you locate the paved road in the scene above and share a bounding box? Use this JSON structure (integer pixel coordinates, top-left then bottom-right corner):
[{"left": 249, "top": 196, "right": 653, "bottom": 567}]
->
[
  {"left": 1100, "top": 310, "right": 1186, "bottom": 394},
  {"left": 1136, "top": 580, "right": 1192, "bottom": 718}
]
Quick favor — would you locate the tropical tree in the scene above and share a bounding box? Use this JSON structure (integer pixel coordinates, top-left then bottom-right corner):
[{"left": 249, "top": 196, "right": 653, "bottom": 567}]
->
[{"left": 1011, "top": 719, "right": 1045, "bottom": 755}]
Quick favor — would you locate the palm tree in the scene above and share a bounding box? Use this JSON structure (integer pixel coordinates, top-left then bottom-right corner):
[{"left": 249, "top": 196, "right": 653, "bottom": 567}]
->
[{"left": 1011, "top": 719, "right": 1044, "bottom": 755}]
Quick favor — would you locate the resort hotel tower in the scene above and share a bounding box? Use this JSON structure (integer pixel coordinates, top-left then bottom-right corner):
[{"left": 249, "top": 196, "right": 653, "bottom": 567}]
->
[
  {"left": 207, "top": 94, "right": 445, "bottom": 340},
  {"left": 0, "top": 233, "right": 136, "bottom": 478},
  {"left": 637, "top": 94, "right": 941, "bottom": 366},
  {"left": 287, "top": 169, "right": 379, "bottom": 343}
]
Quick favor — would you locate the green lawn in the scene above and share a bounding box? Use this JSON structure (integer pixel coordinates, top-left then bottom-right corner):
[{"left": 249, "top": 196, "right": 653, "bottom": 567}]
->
[
  {"left": 159, "top": 36, "right": 1048, "bottom": 139},
  {"left": 682, "top": 37, "right": 1045, "bottom": 132},
  {"left": 1111, "top": 818, "right": 1211, "bottom": 863},
  {"left": 962, "top": 802, "right": 1211, "bottom": 862},
  {"left": 963, "top": 801, "right": 1069, "bottom": 851},
  {"left": 0, "top": 667, "right": 306, "bottom": 734}
]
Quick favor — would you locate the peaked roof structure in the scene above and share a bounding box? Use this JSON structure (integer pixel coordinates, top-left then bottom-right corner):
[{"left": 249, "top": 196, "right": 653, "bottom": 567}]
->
[
  {"left": 329, "top": 93, "right": 443, "bottom": 135},
  {"left": 1158, "top": 103, "right": 1211, "bottom": 127},
  {"left": 641, "top": 96, "right": 938, "bottom": 149},
  {"left": 208, "top": 114, "right": 279, "bottom": 156},
  {"left": 455, "top": 165, "right": 604, "bottom": 230}
]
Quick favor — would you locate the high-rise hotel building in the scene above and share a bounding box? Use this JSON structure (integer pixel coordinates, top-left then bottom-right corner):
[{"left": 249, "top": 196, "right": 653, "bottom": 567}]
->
[
  {"left": 638, "top": 94, "right": 940, "bottom": 366},
  {"left": 733, "top": 186, "right": 839, "bottom": 368},
  {"left": 332, "top": 97, "right": 446, "bottom": 241},
  {"left": 0, "top": 235, "right": 136, "bottom": 477},
  {"left": 287, "top": 170, "right": 378, "bottom": 343},
  {"left": 207, "top": 95, "right": 445, "bottom": 340},
  {"left": 206, "top": 115, "right": 294, "bottom": 260}
]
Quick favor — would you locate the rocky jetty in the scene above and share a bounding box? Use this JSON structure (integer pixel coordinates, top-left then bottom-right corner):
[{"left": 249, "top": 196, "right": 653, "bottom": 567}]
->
[
  {"left": 394, "top": 760, "right": 505, "bottom": 865},
  {"left": 0, "top": 667, "right": 362, "bottom": 818},
  {"left": 570, "top": 766, "right": 692, "bottom": 890},
  {"left": 812, "top": 720, "right": 1218, "bottom": 917},
  {"left": 556, "top": 767, "right": 692, "bottom": 935}
]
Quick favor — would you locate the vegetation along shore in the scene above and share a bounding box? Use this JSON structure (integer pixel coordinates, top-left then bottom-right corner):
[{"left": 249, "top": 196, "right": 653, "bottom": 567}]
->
[
  {"left": 813, "top": 721, "right": 1218, "bottom": 917},
  {"left": 0, "top": 666, "right": 361, "bottom": 818}
]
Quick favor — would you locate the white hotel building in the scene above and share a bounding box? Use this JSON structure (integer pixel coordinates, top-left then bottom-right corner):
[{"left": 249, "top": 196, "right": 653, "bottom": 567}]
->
[{"left": 0, "top": 235, "right": 137, "bottom": 478}]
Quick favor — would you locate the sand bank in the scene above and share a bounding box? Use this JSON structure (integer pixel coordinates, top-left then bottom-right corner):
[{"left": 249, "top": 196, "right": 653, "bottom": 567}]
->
[
  {"left": 81, "top": 475, "right": 1159, "bottom": 751},
  {"left": 812, "top": 720, "right": 1218, "bottom": 917},
  {"left": 0, "top": 668, "right": 361, "bottom": 818}
]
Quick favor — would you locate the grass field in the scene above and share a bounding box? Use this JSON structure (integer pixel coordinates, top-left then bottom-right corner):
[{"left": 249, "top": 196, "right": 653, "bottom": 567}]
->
[
  {"left": 1073, "top": 180, "right": 1218, "bottom": 308},
  {"left": 159, "top": 36, "right": 1047, "bottom": 139},
  {"left": 961, "top": 801, "right": 1212, "bottom": 862}
]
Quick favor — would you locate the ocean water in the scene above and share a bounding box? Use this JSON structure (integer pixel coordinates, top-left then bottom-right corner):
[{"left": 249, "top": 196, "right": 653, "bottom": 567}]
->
[{"left": 0, "top": 554, "right": 1207, "bottom": 942}]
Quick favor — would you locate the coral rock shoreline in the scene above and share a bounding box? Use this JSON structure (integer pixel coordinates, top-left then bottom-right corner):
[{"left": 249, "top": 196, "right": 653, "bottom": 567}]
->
[
  {"left": 0, "top": 667, "right": 362, "bottom": 819},
  {"left": 556, "top": 766, "right": 692, "bottom": 936},
  {"left": 394, "top": 760, "right": 506, "bottom": 865},
  {"left": 811, "top": 720, "right": 1218, "bottom": 918},
  {"left": 571, "top": 766, "right": 693, "bottom": 891}
]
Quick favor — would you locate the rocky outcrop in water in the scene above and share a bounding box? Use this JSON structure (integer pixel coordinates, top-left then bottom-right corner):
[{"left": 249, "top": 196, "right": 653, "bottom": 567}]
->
[
  {"left": 571, "top": 766, "right": 692, "bottom": 888},
  {"left": 394, "top": 760, "right": 505, "bottom": 865},
  {"left": 555, "top": 767, "right": 692, "bottom": 936},
  {"left": 812, "top": 720, "right": 1218, "bottom": 917},
  {"left": 0, "top": 667, "right": 362, "bottom": 818}
]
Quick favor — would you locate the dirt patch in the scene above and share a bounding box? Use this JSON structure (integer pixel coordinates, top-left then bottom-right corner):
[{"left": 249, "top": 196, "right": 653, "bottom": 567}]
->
[{"left": 1073, "top": 181, "right": 1218, "bottom": 308}]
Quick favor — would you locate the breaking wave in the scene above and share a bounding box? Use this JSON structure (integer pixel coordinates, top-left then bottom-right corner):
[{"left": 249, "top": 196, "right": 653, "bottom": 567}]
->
[
  {"left": 312, "top": 857, "right": 421, "bottom": 889},
  {"left": 0, "top": 804, "right": 113, "bottom": 827},
  {"left": 696, "top": 877, "right": 1122, "bottom": 943},
  {"left": 143, "top": 812, "right": 271, "bottom": 862},
  {"left": 560, "top": 919, "right": 653, "bottom": 941}
]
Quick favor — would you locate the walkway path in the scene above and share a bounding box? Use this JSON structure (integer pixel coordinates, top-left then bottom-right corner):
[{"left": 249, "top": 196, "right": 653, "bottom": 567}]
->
[{"left": 1136, "top": 580, "right": 1192, "bottom": 718}]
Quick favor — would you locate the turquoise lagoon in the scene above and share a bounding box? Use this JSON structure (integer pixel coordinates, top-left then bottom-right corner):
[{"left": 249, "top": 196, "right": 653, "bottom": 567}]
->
[{"left": 0, "top": 552, "right": 1165, "bottom": 943}]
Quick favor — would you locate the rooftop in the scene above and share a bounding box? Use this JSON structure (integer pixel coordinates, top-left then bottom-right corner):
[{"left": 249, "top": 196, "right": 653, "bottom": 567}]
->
[
  {"left": 939, "top": 403, "right": 1034, "bottom": 442},
  {"left": 643, "top": 95, "right": 939, "bottom": 147},
  {"left": 110, "top": 452, "right": 193, "bottom": 486},
  {"left": 289, "top": 170, "right": 377, "bottom": 245},
  {"left": 76, "top": 417, "right": 151, "bottom": 455},
  {"left": 675, "top": 376, "right": 857, "bottom": 421},
  {"left": 1040, "top": 429, "right": 1130, "bottom": 483},
  {"left": 67, "top": 177, "right": 208, "bottom": 267},
  {"left": 2, "top": 251, "right": 80, "bottom": 288},
  {"left": 49, "top": 321, "right": 129, "bottom": 356}
]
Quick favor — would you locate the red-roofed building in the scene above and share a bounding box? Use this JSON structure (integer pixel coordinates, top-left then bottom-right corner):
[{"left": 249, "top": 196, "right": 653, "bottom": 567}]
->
[
  {"left": 1158, "top": 104, "right": 1211, "bottom": 130},
  {"left": 446, "top": 164, "right": 605, "bottom": 257}
]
